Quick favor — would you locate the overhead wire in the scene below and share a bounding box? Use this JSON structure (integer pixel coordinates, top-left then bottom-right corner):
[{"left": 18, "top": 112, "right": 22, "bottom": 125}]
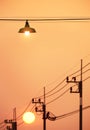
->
[
  {"left": 56, "top": 105, "right": 90, "bottom": 120},
  {"left": 33, "top": 63, "right": 89, "bottom": 107},
  {"left": 16, "top": 101, "right": 32, "bottom": 120},
  {"left": 75, "top": 69, "right": 90, "bottom": 78},
  {"left": 0, "top": 17, "right": 89, "bottom": 128},
  {"left": 34, "top": 62, "right": 90, "bottom": 100},
  {"left": 13, "top": 71, "right": 90, "bottom": 127},
  {"left": 16, "top": 62, "right": 90, "bottom": 125},
  {"left": 46, "top": 88, "right": 70, "bottom": 105},
  {"left": 45, "top": 83, "right": 68, "bottom": 98},
  {"left": 68, "top": 62, "right": 90, "bottom": 77},
  {"left": 83, "top": 76, "right": 90, "bottom": 82},
  {"left": 17, "top": 104, "right": 36, "bottom": 127},
  {"left": 0, "top": 124, "right": 6, "bottom": 130},
  {"left": 45, "top": 68, "right": 90, "bottom": 99},
  {"left": 0, "top": 17, "right": 90, "bottom": 22},
  {"left": 4, "top": 105, "right": 90, "bottom": 127},
  {"left": 16, "top": 103, "right": 35, "bottom": 124},
  {"left": 47, "top": 105, "right": 90, "bottom": 121},
  {"left": 0, "top": 121, "right": 4, "bottom": 125},
  {"left": 46, "top": 76, "right": 89, "bottom": 105},
  {"left": 0, "top": 121, "right": 6, "bottom": 130},
  {"left": 1, "top": 61, "right": 89, "bottom": 128}
]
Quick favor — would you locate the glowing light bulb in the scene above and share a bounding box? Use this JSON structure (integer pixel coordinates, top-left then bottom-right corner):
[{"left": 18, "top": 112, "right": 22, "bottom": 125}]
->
[{"left": 25, "top": 31, "right": 30, "bottom": 36}]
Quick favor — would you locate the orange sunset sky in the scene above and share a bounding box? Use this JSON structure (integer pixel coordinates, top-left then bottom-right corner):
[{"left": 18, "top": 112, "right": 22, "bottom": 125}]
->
[{"left": 0, "top": 1, "right": 90, "bottom": 130}]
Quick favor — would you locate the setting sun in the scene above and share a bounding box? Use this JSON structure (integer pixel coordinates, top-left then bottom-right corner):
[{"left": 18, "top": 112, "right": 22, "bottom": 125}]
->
[{"left": 23, "top": 112, "right": 35, "bottom": 124}]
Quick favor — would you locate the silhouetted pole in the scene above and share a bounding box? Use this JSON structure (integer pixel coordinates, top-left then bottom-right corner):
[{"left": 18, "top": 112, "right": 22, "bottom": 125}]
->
[
  {"left": 79, "top": 59, "right": 83, "bottom": 130},
  {"left": 32, "top": 87, "right": 47, "bottom": 130},
  {"left": 4, "top": 108, "right": 17, "bottom": 130},
  {"left": 66, "top": 59, "right": 83, "bottom": 130},
  {"left": 43, "top": 87, "right": 46, "bottom": 130},
  {"left": 12, "top": 108, "right": 17, "bottom": 130}
]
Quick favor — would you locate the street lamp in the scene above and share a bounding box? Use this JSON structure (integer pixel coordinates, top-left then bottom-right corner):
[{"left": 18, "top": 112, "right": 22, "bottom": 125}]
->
[{"left": 18, "top": 20, "right": 36, "bottom": 35}]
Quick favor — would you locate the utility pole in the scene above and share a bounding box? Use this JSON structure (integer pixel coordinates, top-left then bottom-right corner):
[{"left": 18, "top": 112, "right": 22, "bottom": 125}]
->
[
  {"left": 80, "top": 59, "right": 83, "bottom": 130},
  {"left": 12, "top": 108, "right": 17, "bottom": 130},
  {"left": 66, "top": 59, "right": 83, "bottom": 130},
  {"left": 4, "top": 108, "right": 17, "bottom": 130},
  {"left": 32, "top": 87, "right": 46, "bottom": 130},
  {"left": 43, "top": 87, "right": 46, "bottom": 130}
]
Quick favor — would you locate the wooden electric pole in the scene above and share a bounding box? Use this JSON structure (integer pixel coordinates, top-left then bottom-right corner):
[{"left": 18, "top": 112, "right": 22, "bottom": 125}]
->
[
  {"left": 32, "top": 87, "right": 47, "bottom": 130},
  {"left": 66, "top": 59, "right": 83, "bottom": 130}
]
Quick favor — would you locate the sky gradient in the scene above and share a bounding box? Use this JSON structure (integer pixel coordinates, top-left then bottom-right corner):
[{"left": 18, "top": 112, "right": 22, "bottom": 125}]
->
[{"left": 0, "top": 1, "right": 90, "bottom": 130}]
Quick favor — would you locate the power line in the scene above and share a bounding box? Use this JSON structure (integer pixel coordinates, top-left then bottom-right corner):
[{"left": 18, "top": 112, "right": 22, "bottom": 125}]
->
[
  {"left": 44, "top": 68, "right": 90, "bottom": 99},
  {"left": 0, "top": 124, "right": 6, "bottom": 129},
  {"left": 56, "top": 106, "right": 90, "bottom": 120},
  {"left": 1, "top": 67, "right": 89, "bottom": 127},
  {"left": 0, "top": 121, "right": 4, "bottom": 125},
  {"left": 0, "top": 17, "right": 90, "bottom": 22},
  {"left": 83, "top": 76, "right": 90, "bottom": 82},
  {"left": 45, "top": 83, "right": 68, "bottom": 98},
  {"left": 34, "top": 62, "right": 90, "bottom": 100},
  {"left": 46, "top": 76, "right": 89, "bottom": 105},
  {"left": 1, "top": 61, "right": 89, "bottom": 128},
  {"left": 15, "top": 62, "right": 89, "bottom": 123},
  {"left": 68, "top": 62, "right": 90, "bottom": 77},
  {"left": 34, "top": 68, "right": 89, "bottom": 104},
  {"left": 47, "top": 106, "right": 90, "bottom": 121},
  {"left": 29, "top": 62, "right": 89, "bottom": 107},
  {"left": 16, "top": 101, "right": 32, "bottom": 119},
  {"left": 8, "top": 76, "right": 90, "bottom": 128},
  {"left": 46, "top": 88, "right": 70, "bottom": 105}
]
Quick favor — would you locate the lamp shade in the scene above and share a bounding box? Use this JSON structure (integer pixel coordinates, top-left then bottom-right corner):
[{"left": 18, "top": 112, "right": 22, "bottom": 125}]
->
[{"left": 18, "top": 20, "right": 36, "bottom": 33}]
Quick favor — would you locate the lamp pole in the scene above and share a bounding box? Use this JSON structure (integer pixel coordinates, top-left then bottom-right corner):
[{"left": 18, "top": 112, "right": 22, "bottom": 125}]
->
[{"left": 66, "top": 59, "right": 83, "bottom": 130}]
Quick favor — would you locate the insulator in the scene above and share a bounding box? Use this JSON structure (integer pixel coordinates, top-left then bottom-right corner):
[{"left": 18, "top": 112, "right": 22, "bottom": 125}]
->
[
  {"left": 9, "top": 120, "right": 12, "bottom": 123},
  {"left": 72, "top": 77, "right": 76, "bottom": 81},
  {"left": 35, "top": 107, "right": 38, "bottom": 112},
  {"left": 70, "top": 87, "right": 72, "bottom": 93},
  {"left": 4, "top": 119, "right": 8, "bottom": 123},
  {"left": 66, "top": 76, "right": 69, "bottom": 82},
  {"left": 38, "top": 98, "right": 41, "bottom": 102},
  {"left": 32, "top": 98, "right": 34, "bottom": 103}
]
